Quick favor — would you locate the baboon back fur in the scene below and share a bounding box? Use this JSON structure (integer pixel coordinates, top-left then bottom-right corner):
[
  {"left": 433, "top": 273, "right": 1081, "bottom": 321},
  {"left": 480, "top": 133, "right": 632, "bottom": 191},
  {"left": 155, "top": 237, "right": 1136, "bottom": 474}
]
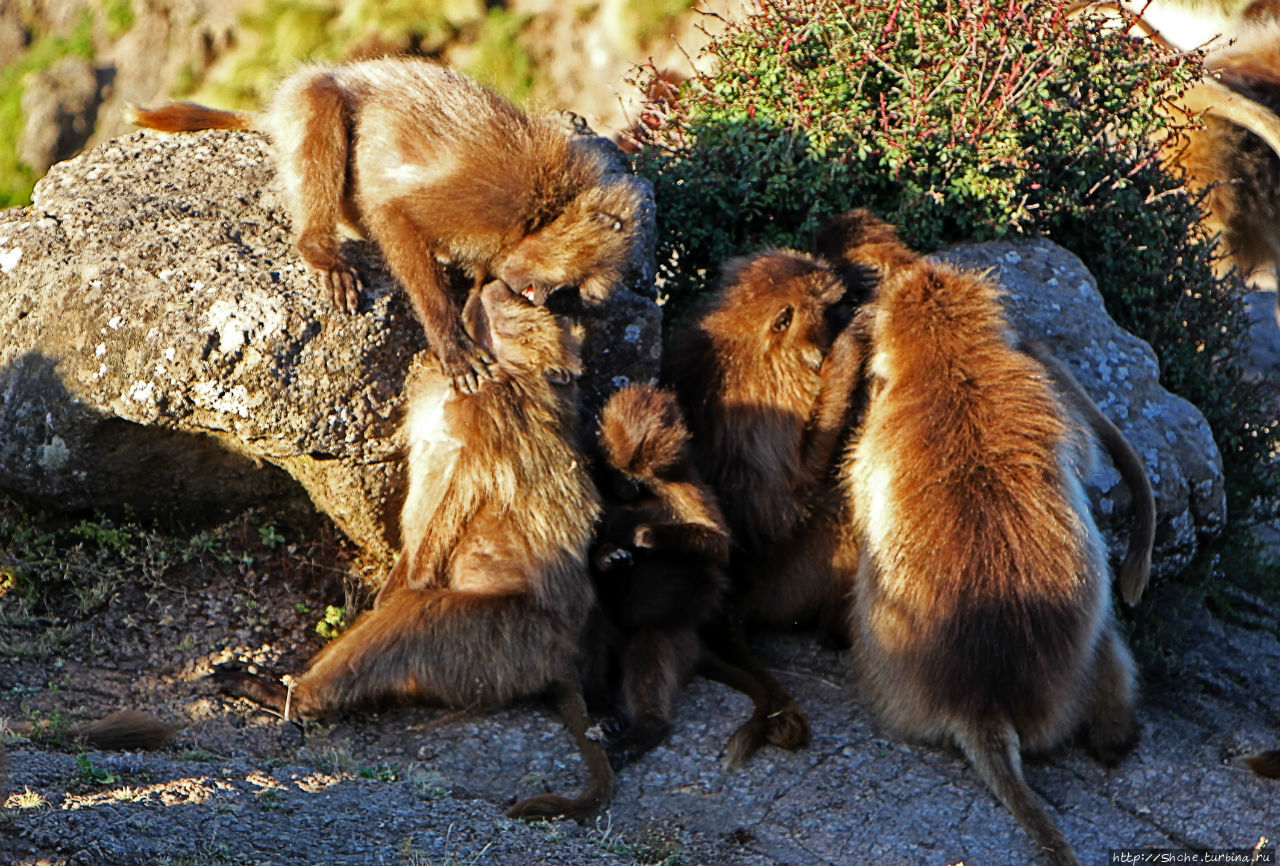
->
[{"left": 130, "top": 57, "right": 640, "bottom": 390}]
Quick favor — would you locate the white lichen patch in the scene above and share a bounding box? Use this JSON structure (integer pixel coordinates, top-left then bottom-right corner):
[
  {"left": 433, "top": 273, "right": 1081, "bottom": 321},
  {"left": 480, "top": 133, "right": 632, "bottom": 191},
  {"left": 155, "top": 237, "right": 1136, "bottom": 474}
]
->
[
  {"left": 205, "top": 297, "right": 284, "bottom": 355},
  {"left": 191, "top": 380, "right": 258, "bottom": 418},
  {"left": 127, "top": 380, "right": 156, "bottom": 406},
  {"left": 0, "top": 245, "right": 22, "bottom": 274},
  {"left": 37, "top": 436, "right": 70, "bottom": 472}
]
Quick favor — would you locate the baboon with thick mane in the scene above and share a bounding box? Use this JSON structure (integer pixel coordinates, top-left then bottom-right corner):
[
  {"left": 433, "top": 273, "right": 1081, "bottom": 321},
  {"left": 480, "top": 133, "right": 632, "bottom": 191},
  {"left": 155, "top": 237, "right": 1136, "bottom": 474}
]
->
[
  {"left": 215, "top": 280, "right": 611, "bottom": 821},
  {"left": 129, "top": 56, "right": 641, "bottom": 391},
  {"left": 828, "top": 209, "right": 1140, "bottom": 866}
]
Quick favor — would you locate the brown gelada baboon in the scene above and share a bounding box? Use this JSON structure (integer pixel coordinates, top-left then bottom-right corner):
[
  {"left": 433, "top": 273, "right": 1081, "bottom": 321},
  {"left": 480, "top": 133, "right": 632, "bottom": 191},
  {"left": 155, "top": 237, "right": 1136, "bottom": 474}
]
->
[
  {"left": 827, "top": 209, "right": 1141, "bottom": 866},
  {"left": 215, "top": 280, "right": 612, "bottom": 822},
  {"left": 666, "top": 248, "right": 870, "bottom": 641},
  {"left": 663, "top": 249, "right": 872, "bottom": 753},
  {"left": 587, "top": 384, "right": 807, "bottom": 769},
  {"left": 128, "top": 57, "right": 641, "bottom": 392}
]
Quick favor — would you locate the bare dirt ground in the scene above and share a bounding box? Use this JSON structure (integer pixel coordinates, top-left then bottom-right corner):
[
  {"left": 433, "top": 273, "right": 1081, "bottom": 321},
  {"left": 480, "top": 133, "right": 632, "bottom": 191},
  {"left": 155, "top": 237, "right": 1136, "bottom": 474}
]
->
[{"left": 0, "top": 493, "right": 1278, "bottom": 866}]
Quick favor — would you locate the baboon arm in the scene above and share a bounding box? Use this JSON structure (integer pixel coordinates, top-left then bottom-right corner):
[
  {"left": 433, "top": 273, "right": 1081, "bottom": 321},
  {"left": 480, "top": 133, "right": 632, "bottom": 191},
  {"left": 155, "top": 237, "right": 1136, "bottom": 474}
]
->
[
  {"left": 507, "top": 679, "right": 615, "bottom": 821},
  {"left": 365, "top": 202, "right": 494, "bottom": 392},
  {"left": 636, "top": 521, "right": 730, "bottom": 565},
  {"left": 797, "top": 319, "right": 867, "bottom": 490},
  {"left": 1022, "top": 340, "right": 1155, "bottom": 604}
]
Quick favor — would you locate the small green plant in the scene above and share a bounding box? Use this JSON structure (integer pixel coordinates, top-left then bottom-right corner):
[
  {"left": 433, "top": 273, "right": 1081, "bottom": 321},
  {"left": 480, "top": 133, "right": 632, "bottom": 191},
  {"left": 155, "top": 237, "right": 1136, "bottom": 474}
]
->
[
  {"left": 632, "top": 0, "right": 1279, "bottom": 541},
  {"left": 74, "top": 753, "right": 117, "bottom": 787},
  {"left": 315, "top": 604, "right": 347, "bottom": 639},
  {"left": 407, "top": 764, "right": 452, "bottom": 801},
  {"left": 258, "top": 523, "right": 285, "bottom": 549},
  {"left": 357, "top": 762, "right": 398, "bottom": 782}
]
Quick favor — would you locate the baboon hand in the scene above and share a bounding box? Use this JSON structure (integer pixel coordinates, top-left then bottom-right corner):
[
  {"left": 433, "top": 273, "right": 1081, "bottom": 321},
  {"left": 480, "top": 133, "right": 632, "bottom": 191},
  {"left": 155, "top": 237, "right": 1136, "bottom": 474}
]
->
[
  {"left": 593, "top": 543, "right": 633, "bottom": 572},
  {"left": 323, "top": 265, "right": 362, "bottom": 313},
  {"left": 439, "top": 335, "right": 496, "bottom": 394}
]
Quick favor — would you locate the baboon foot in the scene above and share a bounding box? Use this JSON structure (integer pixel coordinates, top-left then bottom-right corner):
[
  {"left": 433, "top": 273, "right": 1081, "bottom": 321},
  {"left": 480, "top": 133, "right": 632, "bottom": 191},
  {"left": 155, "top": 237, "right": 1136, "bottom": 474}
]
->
[
  {"left": 1085, "top": 712, "right": 1140, "bottom": 767},
  {"left": 766, "top": 700, "right": 811, "bottom": 751},
  {"left": 604, "top": 718, "right": 668, "bottom": 770}
]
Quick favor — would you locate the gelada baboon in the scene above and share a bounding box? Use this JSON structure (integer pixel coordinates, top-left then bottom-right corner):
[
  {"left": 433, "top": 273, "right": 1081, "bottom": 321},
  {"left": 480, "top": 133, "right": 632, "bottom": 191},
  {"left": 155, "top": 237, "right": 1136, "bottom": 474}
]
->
[
  {"left": 1072, "top": 1, "right": 1280, "bottom": 308},
  {"left": 662, "top": 250, "right": 871, "bottom": 757},
  {"left": 829, "top": 210, "right": 1139, "bottom": 866},
  {"left": 812, "top": 211, "right": 1156, "bottom": 604},
  {"left": 216, "top": 280, "right": 611, "bottom": 821},
  {"left": 588, "top": 384, "right": 807, "bottom": 769},
  {"left": 128, "top": 57, "right": 641, "bottom": 392},
  {"left": 665, "top": 250, "right": 871, "bottom": 640}
]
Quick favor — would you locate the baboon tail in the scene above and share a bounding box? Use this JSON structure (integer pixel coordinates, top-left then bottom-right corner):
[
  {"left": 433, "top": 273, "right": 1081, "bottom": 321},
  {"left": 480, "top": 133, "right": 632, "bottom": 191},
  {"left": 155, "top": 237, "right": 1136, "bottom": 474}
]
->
[
  {"left": 125, "top": 102, "right": 257, "bottom": 132},
  {"left": 508, "top": 679, "right": 614, "bottom": 822},
  {"left": 1022, "top": 338, "right": 1155, "bottom": 605},
  {"left": 70, "top": 710, "right": 184, "bottom": 750},
  {"left": 1246, "top": 748, "right": 1280, "bottom": 778},
  {"left": 953, "top": 721, "right": 1080, "bottom": 866}
]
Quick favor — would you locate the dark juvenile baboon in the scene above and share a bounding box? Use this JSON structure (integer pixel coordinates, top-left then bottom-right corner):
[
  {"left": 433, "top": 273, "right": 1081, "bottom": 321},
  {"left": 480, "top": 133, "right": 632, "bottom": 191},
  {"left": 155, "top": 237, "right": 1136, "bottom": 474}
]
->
[
  {"left": 128, "top": 57, "right": 641, "bottom": 392},
  {"left": 829, "top": 209, "right": 1139, "bottom": 866},
  {"left": 216, "top": 280, "right": 611, "bottom": 821},
  {"left": 588, "top": 384, "right": 808, "bottom": 768}
]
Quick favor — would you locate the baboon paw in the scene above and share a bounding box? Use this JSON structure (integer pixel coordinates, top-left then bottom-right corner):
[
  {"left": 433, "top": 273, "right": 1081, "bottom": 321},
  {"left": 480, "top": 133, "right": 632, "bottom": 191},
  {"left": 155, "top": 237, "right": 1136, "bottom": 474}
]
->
[
  {"left": 507, "top": 793, "right": 579, "bottom": 821},
  {"left": 1086, "top": 718, "right": 1140, "bottom": 767},
  {"left": 441, "top": 342, "right": 495, "bottom": 394},
  {"left": 594, "top": 546, "right": 633, "bottom": 572},
  {"left": 321, "top": 266, "right": 362, "bottom": 313},
  {"left": 722, "top": 720, "right": 767, "bottom": 772},
  {"left": 766, "top": 702, "right": 811, "bottom": 751}
]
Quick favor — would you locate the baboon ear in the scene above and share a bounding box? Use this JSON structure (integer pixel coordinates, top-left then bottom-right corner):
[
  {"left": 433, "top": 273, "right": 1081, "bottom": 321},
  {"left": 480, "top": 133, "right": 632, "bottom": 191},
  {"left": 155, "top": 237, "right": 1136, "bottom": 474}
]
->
[
  {"left": 772, "top": 305, "right": 795, "bottom": 333},
  {"left": 590, "top": 211, "right": 625, "bottom": 233}
]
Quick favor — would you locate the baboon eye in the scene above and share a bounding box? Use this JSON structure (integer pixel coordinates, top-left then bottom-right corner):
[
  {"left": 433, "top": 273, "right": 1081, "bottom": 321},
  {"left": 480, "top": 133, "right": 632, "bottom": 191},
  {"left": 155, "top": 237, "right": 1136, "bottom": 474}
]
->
[{"left": 772, "top": 306, "right": 794, "bottom": 333}]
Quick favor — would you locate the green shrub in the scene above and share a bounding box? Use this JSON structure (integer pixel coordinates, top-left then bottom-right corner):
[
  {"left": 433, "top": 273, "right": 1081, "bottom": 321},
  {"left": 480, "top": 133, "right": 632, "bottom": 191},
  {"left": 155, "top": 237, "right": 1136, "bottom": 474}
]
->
[{"left": 632, "top": 0, "right": 1278, "bottom": 528}]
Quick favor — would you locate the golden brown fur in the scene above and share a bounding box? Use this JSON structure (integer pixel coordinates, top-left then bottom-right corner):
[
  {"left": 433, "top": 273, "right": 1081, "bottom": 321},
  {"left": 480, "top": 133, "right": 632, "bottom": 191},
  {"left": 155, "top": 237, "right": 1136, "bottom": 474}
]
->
[
  {"left": 215, "top": 281, "right": 611, "bottom": 821},
  {"left": 665, "top": 250, "right": 870, "bottom": 638},
  {"left": 129, "top": 57, "right": 641, "bottom": 392},
  {"left": 1076, "top": 2, "right": 1280, "bottom": 298},
  {"left": 830, "top": 210, "right": 1139, "bottom": 866},
  {"left": 588, "top": 384, "right": 808, "bottom": 769}
]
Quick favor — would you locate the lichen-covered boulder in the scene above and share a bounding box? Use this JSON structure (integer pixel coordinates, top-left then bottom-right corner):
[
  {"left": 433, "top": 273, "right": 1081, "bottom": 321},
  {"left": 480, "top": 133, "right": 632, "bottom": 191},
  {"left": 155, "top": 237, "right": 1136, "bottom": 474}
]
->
[
  {"left": 0, "top": 128, "right": 659, "bottom": 559},
  {"left": 937, "top": 240, "right": 1226, "bottom": 580}
]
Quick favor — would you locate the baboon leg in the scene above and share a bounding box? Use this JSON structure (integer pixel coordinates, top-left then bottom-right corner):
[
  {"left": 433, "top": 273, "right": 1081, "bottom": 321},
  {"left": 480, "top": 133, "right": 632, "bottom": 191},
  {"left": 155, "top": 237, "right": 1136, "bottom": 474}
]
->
[
  {"left": 698, "top": 649, "right": 774, "bottom": 770},
  {"left": 1083, "top": 623, "right": 1140, "bottom": 766},
  {"left": 953, "top": 721, "right": 1080, "bottom": 866},
  {"left": 362, "top": 201, "right": 492, "bottom": 392},
  {"left": 283, "top": 73, "right": 360, "bottom": 312},
  {"left": 508, "top": 679, "right": 615, "bottom": 822},
  {"left": 605, "top": 629, "right": 695, "bottom": 769}
]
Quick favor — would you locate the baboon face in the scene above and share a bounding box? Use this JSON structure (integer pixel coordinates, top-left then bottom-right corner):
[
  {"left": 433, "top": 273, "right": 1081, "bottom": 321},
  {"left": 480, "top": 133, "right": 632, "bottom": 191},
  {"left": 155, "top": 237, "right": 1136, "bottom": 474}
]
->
[
  {"left": 470, "top": 280, "right": 583, "bottom": 378},
  {"left": 497, "top": 187, "right": 632, "bottom": 307},
  {"left": 714, "top": 251, "right": 854, "bottom": 369}
]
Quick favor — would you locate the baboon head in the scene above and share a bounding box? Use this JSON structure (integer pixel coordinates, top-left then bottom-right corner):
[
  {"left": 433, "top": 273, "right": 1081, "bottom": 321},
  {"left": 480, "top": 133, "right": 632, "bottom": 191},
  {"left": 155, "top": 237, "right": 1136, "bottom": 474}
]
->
[
  {"left": 497, "top": 182, "right": 640, "bottom": 309},
  {"left": 467, "top": 280, "right": 583, "bottom": 381}
]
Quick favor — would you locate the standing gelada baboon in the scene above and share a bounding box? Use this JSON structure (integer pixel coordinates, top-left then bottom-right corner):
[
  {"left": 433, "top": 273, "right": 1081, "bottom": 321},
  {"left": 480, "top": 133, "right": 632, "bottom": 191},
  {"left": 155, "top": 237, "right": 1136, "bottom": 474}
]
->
[
  {"left": 828, "top": 210, "right": 1140, "bottom": 866},
  {"left": 215, "top": 280, "right": 611, "bottom": 821},
  {"left": 129, "top": 57, "right": 642, "bottom": 392},
  {"left": 588, "top": 384, "right": 807, "bottom": 769}
]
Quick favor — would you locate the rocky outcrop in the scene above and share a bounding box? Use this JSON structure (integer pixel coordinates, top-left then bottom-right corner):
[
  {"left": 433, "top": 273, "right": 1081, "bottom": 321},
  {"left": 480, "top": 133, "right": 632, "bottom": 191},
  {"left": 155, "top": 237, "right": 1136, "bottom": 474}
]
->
[
  {"left": 0, "top": 128, "right": 659, "bottom": 559},
  {"left": 938, "top": 240, "right": 1226, "bottom": 580}
]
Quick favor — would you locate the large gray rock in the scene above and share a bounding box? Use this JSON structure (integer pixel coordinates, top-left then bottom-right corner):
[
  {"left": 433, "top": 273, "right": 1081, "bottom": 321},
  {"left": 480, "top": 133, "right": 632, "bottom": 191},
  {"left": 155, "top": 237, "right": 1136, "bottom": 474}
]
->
[
  {"left": 938, "top": 240, "right": 1227, "bottom": 580},
  {"left": 0, "top": 128, "right": 660, "bottom": 559}
]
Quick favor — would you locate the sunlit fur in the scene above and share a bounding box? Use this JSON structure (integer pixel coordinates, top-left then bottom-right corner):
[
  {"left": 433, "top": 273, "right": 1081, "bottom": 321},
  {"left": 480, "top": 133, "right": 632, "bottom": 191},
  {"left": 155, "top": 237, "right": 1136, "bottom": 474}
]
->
[
  {"left": 666, "top": 250, "right": 868, "bottom": 635},
  {"left": 129, "top": 57, "right": 641, "bottom": 385},
  {"left": 214, "top": 282, "right": 611, "bottom": 821},
  {"left": 831, "top": 210, "right": 1138, "bottom": 866}
]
